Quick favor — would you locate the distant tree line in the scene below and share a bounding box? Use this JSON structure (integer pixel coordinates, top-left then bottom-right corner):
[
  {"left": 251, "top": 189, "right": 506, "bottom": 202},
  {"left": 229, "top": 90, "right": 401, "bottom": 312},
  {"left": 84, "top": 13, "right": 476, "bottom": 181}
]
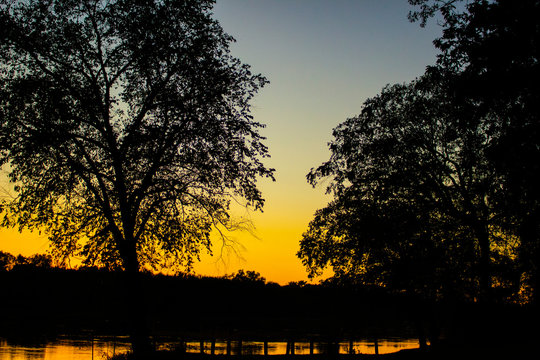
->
[
  {"left": 0, "top": 251, "right": 53, "bottom": 271},
  {"left": 299, "top": 0, "right": 540, "bottom": 306},
  {"left": 0, "top": 249, "right": 273, "bottom": 284},
  {"left": 0, "top": 256, "right": 453, "bottom": 344}
]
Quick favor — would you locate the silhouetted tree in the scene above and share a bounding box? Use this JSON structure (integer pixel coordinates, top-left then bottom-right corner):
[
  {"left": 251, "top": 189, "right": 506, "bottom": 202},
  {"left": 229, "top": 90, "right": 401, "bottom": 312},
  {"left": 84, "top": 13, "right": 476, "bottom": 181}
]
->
[
  {"left": 0, "top": 250, "right": 15, "bottom": 271},
  {"left": 227, "top": 269, "right": 266, "bottom": 284},
  {"left": 0, "top": 0, "right": 273, "bottom": 356},
  {"left": 299, "top": 75, "right": 518, "bottom": 302},
  {"left": 409, "top": 0, "right": 540, "bottom": 303},
  {"left": 27, "top": 253, "right": 53, "bottom": 268},
  {"left": 286, "top": 280, "right": 308, "bottom": 288},
  {"left": 3, "top": 253, "right": 53, "bottom": 270}
]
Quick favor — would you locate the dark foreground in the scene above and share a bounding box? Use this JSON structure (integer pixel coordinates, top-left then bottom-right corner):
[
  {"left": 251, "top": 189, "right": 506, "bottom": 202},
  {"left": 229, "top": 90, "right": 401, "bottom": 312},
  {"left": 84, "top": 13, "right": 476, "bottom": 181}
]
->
[{"left": 2, "top": 269, "right": 539, "bottom": 359}]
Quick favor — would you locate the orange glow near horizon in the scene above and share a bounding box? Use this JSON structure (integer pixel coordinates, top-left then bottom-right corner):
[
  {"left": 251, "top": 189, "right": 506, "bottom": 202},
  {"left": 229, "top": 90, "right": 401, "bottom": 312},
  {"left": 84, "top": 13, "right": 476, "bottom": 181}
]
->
[
  {"left": 0, "top": 221, "right": 322, "bottom": 285},
  {"left": 0, "top": 219, "right": 320, "bottom": 285},
  {"left": 0, "top": 177, "right": 331, "bottom": 285}
]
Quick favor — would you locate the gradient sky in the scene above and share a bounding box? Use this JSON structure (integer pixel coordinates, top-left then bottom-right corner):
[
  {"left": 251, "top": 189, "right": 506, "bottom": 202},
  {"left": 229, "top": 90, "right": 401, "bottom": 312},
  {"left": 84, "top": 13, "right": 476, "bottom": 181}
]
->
[{"left": 0, "top": 0, "right": 442, "bottom": 284}]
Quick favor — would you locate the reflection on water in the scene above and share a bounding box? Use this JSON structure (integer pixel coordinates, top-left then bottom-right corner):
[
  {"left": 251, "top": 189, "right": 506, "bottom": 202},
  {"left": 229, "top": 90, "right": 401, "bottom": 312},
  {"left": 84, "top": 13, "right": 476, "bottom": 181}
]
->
[
  {"left": 343, "top": 339, "right": 421, "bottom": 355},
  {"left": 0, "top": 337, "right": 131, "bottom": 360},
  {"left": 184, "top": 338, "right": 420, "bottom": 355},
  {"left": 1, "top": 336, "right": 420, "bottom": 359}
]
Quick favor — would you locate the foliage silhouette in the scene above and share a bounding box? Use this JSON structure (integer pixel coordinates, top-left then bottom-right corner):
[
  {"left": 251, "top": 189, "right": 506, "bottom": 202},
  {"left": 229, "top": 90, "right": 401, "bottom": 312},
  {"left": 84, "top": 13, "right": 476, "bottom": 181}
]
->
[
  {"left": 409, "top": 0, "right": 540, "bottom": 303},
  {"left": 0, "top": 251, "right": 53, "bottom": 271},
  {"left": 299, "top": 74, "right": 521, "bottom": 303},
  {"left": 226, "top": 269, "right": 266, "bottom": 284},
  {"left": 0, "top": 250, "right": 15, "bottom": 271},
  {"left": 0, "top": 0, "right": 273, "bottom": 356}
]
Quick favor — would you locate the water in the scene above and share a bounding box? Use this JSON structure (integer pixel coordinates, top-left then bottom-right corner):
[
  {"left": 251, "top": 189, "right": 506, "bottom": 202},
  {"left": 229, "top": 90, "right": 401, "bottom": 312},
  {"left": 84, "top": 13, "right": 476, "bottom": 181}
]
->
[
  {"left": 0, "top": 337, "right": 131, "bottom": 360},
  {"left": 183, "top": 339, "right": 421, "bottom": 355},
  {"left": 0, "top": 336, "right": 421, "bottom": 359}
]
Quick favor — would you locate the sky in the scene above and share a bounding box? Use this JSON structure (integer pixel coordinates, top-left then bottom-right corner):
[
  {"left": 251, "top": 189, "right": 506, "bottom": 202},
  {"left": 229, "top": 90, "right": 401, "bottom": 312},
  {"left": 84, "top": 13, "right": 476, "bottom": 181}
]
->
[{"left": 0, "top": 0, "right": 443, "bottom": 284}]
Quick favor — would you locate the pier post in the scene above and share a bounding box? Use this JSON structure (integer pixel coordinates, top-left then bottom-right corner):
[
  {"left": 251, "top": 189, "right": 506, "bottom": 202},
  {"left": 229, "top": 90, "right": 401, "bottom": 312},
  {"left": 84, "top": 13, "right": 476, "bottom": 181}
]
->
[
  {"left": 177, "top": 339, "right": 185, "bottom": 354},
  {"left": 211, "top": 339, "right": 216, "bottom": 355},
  {"left": 309, "top": 340, "right": 314, "bottom": 355},
  {"left": 349, "top": 340, "right": 354, "bottom": 355},
  {"left": 227, "top": 340, "right": 232, "bottom": 355},
  {"left": 264, "top": 341, "right": 268, "bottom": 356},
  {"left": 200, "top": 341, "right": 205, "bottom": 354},
  {"left": 327, "top": 341, "right": 339, "bottom": 356},
  {"left": 374, "top": 337, "right": 379, "bottom": 355},
  {"left": 238, "top": 340, "right": 242, "bottom": 356}
]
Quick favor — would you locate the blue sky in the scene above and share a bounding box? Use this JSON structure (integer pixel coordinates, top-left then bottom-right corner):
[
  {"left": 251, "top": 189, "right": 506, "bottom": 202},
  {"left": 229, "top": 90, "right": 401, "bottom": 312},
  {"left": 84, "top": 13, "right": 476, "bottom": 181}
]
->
[{"left": 193, "top": 0, "right": 444, "bottom": 282}]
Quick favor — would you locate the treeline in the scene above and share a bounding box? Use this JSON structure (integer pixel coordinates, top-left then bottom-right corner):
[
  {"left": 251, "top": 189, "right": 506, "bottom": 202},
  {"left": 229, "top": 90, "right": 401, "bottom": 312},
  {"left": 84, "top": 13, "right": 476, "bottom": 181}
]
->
[
  {"left": 0, "top": 254, "right": 412, "bottom": 339},
  {"left": 0, "top": 251, "right": 54, "bottom": 271},
  {"left": 0, "top": 251, "right": 274, "bottom": 286},
  {"left": 1, "top": 251, "right": 537, "bottom": 348}
]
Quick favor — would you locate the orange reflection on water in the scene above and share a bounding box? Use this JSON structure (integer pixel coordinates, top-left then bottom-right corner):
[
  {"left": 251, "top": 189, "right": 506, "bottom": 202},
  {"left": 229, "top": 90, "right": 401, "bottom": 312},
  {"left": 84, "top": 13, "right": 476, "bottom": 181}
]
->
[
  {"left": 342, "top": 339, "right": 421, "bottom": 355},
  {"left": 1, "top": 337, "right": 421, "bottom": 359},
  {"left": 184, "top": 339, "right": 420, "bottom": 355},
  {"left": 0, "top": 338, "right": 131, "bottom": 360}
]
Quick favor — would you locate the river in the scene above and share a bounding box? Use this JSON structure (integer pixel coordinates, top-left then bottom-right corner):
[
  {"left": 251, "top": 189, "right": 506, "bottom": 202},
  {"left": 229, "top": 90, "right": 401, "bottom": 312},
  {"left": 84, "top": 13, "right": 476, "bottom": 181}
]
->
[{"left": 0, "top": 336, "right": 421, "bottom": 359}]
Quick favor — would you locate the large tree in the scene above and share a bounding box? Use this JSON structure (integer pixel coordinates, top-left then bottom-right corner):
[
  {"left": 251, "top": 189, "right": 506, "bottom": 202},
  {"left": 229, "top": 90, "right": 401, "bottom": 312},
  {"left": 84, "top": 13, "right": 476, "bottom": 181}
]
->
[
  {"left": 298, "top": 75, "right": 519, "bottom": 302},
  {"left": 0, "top": 0, "right": 273, "bottom": 355},
  {"left": 409, "top": 0, "right": 540, "bottom": 303}
]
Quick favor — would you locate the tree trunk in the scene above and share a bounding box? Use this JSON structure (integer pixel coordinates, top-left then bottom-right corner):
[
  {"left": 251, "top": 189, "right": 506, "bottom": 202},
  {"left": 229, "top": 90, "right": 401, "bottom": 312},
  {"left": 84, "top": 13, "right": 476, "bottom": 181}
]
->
[
  {"left": 417, "top": 321, "right": 428, "bottom": 350},
  {"left": 414, "top": 306, "right": 428, "bottom": 350},
  {"left": 473, "top": 222, "right": 491, "bottom": 303},
  {"left": 123, "top": 242, "right": 154, "bottom": 359}
]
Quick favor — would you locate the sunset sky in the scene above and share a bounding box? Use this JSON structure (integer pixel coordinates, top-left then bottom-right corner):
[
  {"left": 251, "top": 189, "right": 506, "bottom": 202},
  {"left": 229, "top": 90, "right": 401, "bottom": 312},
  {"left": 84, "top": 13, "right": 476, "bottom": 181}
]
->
[{"left": 0, "top": 0, "right": 442, "bottom": 284}]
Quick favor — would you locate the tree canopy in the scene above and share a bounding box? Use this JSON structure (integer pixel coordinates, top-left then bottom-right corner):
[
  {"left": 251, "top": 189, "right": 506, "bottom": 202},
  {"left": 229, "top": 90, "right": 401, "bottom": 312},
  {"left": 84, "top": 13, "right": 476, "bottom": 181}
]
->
[
  {"left": 410, "top": 0, "right": 540, "bottom": 301},
  {"left": 0, "top": 0, "right": 274, "bottom": 274},
  {"left": 300, "top": 0, "right": 539, "bottom": 304},
  {"left": 298, "top": 75, "right": 519, "bottom": 301}
]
